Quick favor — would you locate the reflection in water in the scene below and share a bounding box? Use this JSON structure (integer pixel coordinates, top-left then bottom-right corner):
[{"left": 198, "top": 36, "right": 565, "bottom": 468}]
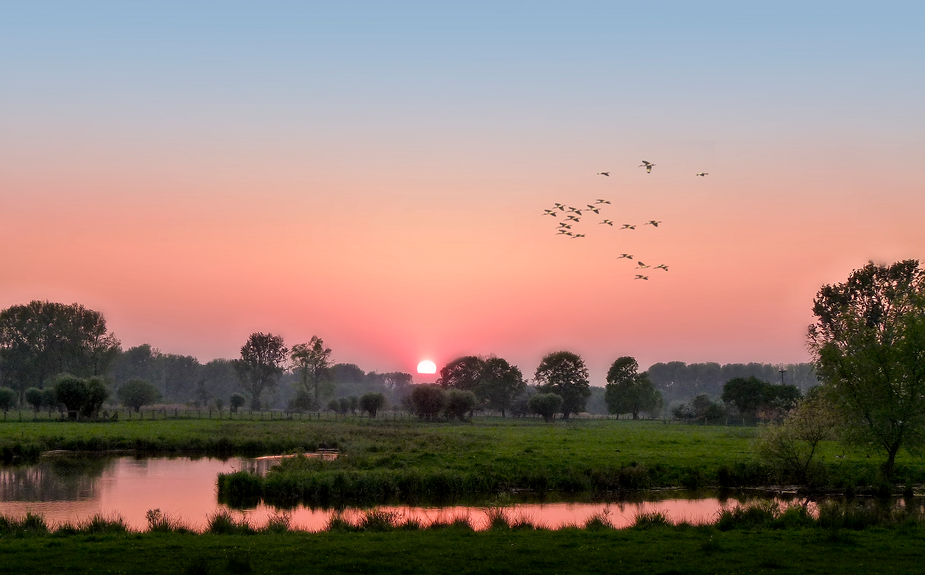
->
[{"left": 0, "top": 456, "right": 821, "bottom": 532}]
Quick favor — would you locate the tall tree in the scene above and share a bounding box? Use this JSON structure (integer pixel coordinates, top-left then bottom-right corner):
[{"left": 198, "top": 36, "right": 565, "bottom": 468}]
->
[
  {"left": 808, "top": 259, "right": 925, "bottom": 478},
  {"left": 290, "top": 336, "right": 333, "bottom": 408},
  {"left": 534, "top": 351, "right": 591, "bottom": 419},
  {"left": 437, "top": 356, "right": 485, "bottom": 392},
  {"left": 479, "top": 356, "right": 526, "bottom": 417},
  {"left": 0, "top": 301, "right": 120, "bottom": 399},
  {"left": 234, "top": 332, "right": 288, "bottom": 410},
  {"left": 605, "top": 356, "right": 662, "bottom": 419}
]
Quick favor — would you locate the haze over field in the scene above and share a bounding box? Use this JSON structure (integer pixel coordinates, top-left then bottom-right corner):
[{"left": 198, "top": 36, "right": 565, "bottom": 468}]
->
[{"left": 2, "top": 2, "right": 923, "bottom": 380}]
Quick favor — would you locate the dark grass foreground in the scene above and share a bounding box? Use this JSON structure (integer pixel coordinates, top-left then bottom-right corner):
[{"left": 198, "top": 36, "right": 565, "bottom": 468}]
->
[{"left": 3, "top": 509, "right": 925, "bottom": 575}]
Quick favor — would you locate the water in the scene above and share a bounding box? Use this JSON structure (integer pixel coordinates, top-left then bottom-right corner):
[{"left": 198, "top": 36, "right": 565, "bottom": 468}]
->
[{"left": 1, "top": 455, "right": 789, "bottom": 531}]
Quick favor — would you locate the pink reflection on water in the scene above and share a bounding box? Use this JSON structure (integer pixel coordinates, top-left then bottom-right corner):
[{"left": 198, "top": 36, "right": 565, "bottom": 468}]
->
[{"left": 0, "top": 456, "right": 787, "bottom": 532}]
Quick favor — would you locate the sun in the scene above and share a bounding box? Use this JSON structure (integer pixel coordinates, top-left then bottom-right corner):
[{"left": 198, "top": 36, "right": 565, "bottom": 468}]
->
[{"left": 417, "top": 360, "right": 437, "bottom": 374}]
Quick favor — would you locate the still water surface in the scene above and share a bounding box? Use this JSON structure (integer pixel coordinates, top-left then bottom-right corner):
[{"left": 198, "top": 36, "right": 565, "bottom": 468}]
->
[{"left": 1, "top": 456, "right": 781, "bottom": 531}]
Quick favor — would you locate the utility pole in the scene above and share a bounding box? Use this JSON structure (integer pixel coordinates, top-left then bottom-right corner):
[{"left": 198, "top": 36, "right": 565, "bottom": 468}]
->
[{"left": 779, "top": 368, "right": 786, "bottom": 385}]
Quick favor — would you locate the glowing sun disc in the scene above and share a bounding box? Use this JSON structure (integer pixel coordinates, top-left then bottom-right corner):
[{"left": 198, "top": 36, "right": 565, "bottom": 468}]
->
[{"left": 417, "top": 360, "right": 437, "bottom": 374}]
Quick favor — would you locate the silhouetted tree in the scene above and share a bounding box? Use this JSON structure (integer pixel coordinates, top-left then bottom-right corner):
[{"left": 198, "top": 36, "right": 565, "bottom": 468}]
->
[
  {"left": 0, "top": 301, "right": 120, "bottom": 400},
  {"left": 604, "top": 356, "right": 662, "bottom": 419},
  {"left": 53, "top": 373, "right": 108, "bottom": 419},
  {"left": 360, "top": 392, "right": 386, "bottom": 418},
  {"left": 24, "top": 387, "right": 43, "bottom": 414},
  {"left": 234, "top": 332, "right": 288, "bottom": 410},
  {"left": 116, "top": 379, "right": 162, "bottom": 412},
  {"left": 479, "top": 356, "right": 526, "bottom": 417},
  {"left": 809, "top": 259, "right": 925, "bottom": 478},
  {"left": 291, "top": 336, "right": 333, "bottom": 408},
  {"left": 444, "top": 389, "right": 477, "bottom": 421},
  {"left": 229, "top": 393, "right": 246, "bottom": 413},
  {"left": 528, "top": 392, "right": 563, "bottom": 422},
  {"left": 534, "top": 351, "right": 590, "bottom": 419},
  {"left": 410, "top": 384, "right": 446, "bottom": 420},
  {"left": 437, "top": 356, "right": 485, "bottom": 393},
  {"left": 0, "top": 387, "right": 16, "bottom": 413}
]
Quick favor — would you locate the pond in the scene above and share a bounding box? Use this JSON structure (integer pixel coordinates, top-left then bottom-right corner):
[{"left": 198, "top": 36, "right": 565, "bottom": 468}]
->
[{"left": 1, "top": 455, "right": 800, "bottom": 532}]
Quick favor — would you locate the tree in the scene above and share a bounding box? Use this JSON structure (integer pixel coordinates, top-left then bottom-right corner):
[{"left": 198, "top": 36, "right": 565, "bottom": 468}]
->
[
  {"left": 534, "top": 351, "right": 591, "bottom": 419},
  {"left": 52, "top": 373, "right": 109, "bottom": 419},
  {"left": 528, "top": 392, "right": 563, "bottom": 422},
  {"left": 604, "top": 356, "right": 662, "bottom": 419},
  {"left": 808, "top": 259, "right": 925, "bottom": 478},
  {"left": 721, "top": 376, "right": 801, "bottom": 420},
  {"left": 410, "top": 384, "right": 446, "bottom": 420},
  {"left": 116, "top": 379, "right": 162, "bottom": 412},
  {"left": 479, "top": 356, "right": 526, "bottom": 417},
  {"left": 0, "top": 387, "right": 16, "bottom": 413},
  {"left": 0, "top": 301, "right": 121, "bottom": 399},
  {"left": 444, "top": 389, "right": 477, "bottom": 421},
  {"left": 229, "top": 393, "right": 246, "bottom": 414},
  {"left": 290, "top": 336, "right": 333, "bottom": 408},
  {"left": 24, "top": 387, "right": 44, "bottom": 414},
  {"left": 234, "top": 332, "right": 288, "bottom": 410},
  {"left": 360, "top": 392, "right": 386, "bottom": 418},
  {"left": 437, "top": 356, "right": 485, "bottom": 393}
]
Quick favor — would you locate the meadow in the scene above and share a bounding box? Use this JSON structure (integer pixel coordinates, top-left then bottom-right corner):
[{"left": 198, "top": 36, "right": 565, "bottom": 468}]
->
[{"left": 3, "top": 415, "right": 922, "bottom": 504}]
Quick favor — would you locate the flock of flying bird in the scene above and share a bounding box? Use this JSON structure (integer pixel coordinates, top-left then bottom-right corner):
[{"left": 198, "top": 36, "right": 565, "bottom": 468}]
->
[{"left": 543, "top": 161, "right": 709, "bottom": 280}]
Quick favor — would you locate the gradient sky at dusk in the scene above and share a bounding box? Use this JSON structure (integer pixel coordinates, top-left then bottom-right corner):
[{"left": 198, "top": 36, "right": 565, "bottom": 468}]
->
[{"left": 3, "top": 2, "right": 924, "bottom": 383}]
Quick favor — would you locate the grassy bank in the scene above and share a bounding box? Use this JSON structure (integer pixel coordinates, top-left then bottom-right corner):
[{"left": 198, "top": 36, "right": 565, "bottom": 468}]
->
[{"left": 3, "top": 501, "right": 925, "bottom": 574}]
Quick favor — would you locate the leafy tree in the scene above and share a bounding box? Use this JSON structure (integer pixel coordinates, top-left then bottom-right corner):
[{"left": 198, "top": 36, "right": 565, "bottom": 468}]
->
[
  {"left": 229, "top": 393, "right": 246, "bottom": 413},
  {"left": 331, "top": 363, "right": 366, "bottom": 384},
  {"left": 604, "top": 356, "right": 662, "bottom": 419},
  {"left": 672, "top": 394, "right": 725, "bottom": 422},
  {"left": 116, "top": 379, "right": 162, "bottom": 412},
  {"left": 234, "top": 332, "right": 288, "bottom": 410},
  {"left": 756, "top": 391, "right": 840, "bottom": 485},
  {"left": 528, "top": 392, "right": 563, "bottom": 422},
  {"left": 721, "top": 376, "right": 772, "bottom": 418},
  {"left": 534, "top": 351, "right": 591, "bottom": 419},
  {"left": 479, "top": 356, "right": 526, "bottom": 417},
  {"left": 0, "top": 301, "right": 121, "bottom": 399},
  {"left": 808, "top": 259, "right": 925, "bottom": 478},
  {"left": 437, "top": 356, "right": 485, "bottom": 393},
  {"left": 410, "top": 384, "right": 446, "bottom": 420},
  {"left": 24, "top": 387, "right": 44, "bottom": 414},
  {"left": 290, "top": 336, "right": 333, "bottom": 408},
  {"left": 444, "top": 390, "right": 477, "bottom": 421},
  {"left": 41, "top": 387, "right": 58, "bottom": 416},
  {"left": 0, "top": 387, "right": 16, "bottom": 413},
  {"left": 360, "top": 392, "right": 386, "bottom": 418},
  {"left": 109, "top": 344, "right": 160, "bottom": 389},
  {"left": 52, "top": 373, "right": 108, "bottom": 419},
  {"left": 288, "top": 389, "right": 314, "bottom": 412}
]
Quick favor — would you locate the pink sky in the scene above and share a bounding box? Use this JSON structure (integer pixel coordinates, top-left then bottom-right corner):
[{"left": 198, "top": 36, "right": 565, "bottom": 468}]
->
[{"left": 2, "top": 3, "right": 923, "bottom": 383}]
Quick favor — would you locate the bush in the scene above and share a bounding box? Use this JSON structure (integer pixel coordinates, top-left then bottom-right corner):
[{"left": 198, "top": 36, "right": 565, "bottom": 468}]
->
[
  {"left": 230, "top": 393, "right": 246, "bottom": 414},
  {"left": 52, "top": 373, "right": 109, "bottom": 419},
  {"left": 116, "top": 379, "right": 162, "bottom": 412},
  {"left": 444, "top": 390, "right": 477, "bottom": 421},
  {"left": 360, "top": 392, "right": 386, "bottom": 418},
  {"left": 528, "top": 393, "right": 562, "bottom": 422},
  {"left": 24, "top": 387, "right": 43, "bottom": 413},
  {"left": 288, "top": 389, "right": 314, "bottom": 412},
  {"left": 0, "top": 387, "right": 17, "bottom": 413},
  {"left": 410, "top": 385, "right": 446, "bottom": 420}
]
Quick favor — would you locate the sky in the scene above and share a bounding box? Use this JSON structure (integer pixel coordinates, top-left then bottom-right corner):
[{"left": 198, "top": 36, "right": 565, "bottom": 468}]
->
[{"left": 2, "top": 2, "right": 924, "bottom": 384}]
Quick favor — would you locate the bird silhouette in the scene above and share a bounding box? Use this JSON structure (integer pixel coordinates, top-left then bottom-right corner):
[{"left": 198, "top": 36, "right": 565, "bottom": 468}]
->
[
  {"left": 586, "top": 205, "right": 601, "bottom": 214},
  {"left": 655, "top": 264, "right": 669, "bottom": 271},
  {"left": 636, "top": 262, "right": 650, "bottom": 269},
  {"left": 597, "top": 172, "right": 610, "bottom": 176},
  {"left": 599, "top": 220, "right": 613, "bottom": 226},
  {"left": 695, "top": 172, "right": 708, "bottom": 177},
  {"left": 635, "top": 275, "right": 649, "bottom": 280},
  {"left": 644, "top": 220, "right": 661, "bottom": 227},
  {"left": 639, "top": 160, "right": 655, "bottom": 173},
  {"left": 554, "top": 203, "right": 566, "bottom": 211},
  {"left": 543, "top": 209, "right": 557, "bottom": 217},
  {"left": 566, "top": 215, "right": 580, "bottom": 222},
  {"left": 567, "top": 207, "right": 583, "bottom": 215},
  {"left": 595, "top": 199, "right": 611, "bottom": 204},
  {"left": 558, "top": 222, "right": 572, "bottom": 229},
  {"left": 557, "top": 230, "right": 573, "bottom": 236},
  {"left": 571, "top": 233, "right": 586, "bottom": 239},
  {"left": 621, "top": 224, "right": 636, "bottom": 230},
  {"left": 618, "top": 254, "right": 633, "bottom": 259}
]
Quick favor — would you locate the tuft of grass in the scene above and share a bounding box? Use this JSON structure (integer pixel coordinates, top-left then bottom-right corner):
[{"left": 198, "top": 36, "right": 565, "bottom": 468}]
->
[
  {"left": 146, "top": 508, "right": 192, "bottom": 533},
  {"left": 262, "top": 512, "right": 291, "bottom": 534},
  {"left": 716, "top": 500, "right": 780, "bottom": 531},
  {"left": 584, "top": 509, "right": 615, "bottom": 530},
  {"left": 77, "top": 513, "right": 130, "bottom": 534},
  {"left": 205, "top": 510, "right": 255, "bottom": 535},
  {"left": 631, "top": 510, "right": 672, "bottom": 530},
  {"left": 358, "top": 509, "right": 397, "bottom": 532},
  {"left": 483, "top": 506, "right": 511, "bottom": 530}
]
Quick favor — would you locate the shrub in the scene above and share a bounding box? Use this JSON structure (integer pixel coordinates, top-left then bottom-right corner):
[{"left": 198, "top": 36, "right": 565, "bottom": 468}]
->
[
  {"left": 116, "top": 379, "right": 162, "bottom": 412},
  {"left": 360, "top": 392, "right": 386, "bottom": 418},
  {"left": 0, "top": 387, "right": 17, "bottom": 413},
  {"left": 52, "top": 373, "right": 109, "bottom": 419},
  {"left": 410, "top": 385, "right": 446, "bottom": 420},
  {"left": 229, "top": 393, "right": 246, "bottom": 414},
  {"left": 24, "top": 387, "right": 43, "bottom": 414},
  {"left": 288, "top": 389, "right": 314, "bottom": 412},
  {"left": 444, "top": 390, "right": 477, "bottom": 421},
  {"left": 528, "top": 393, "right": 562, "bottom": 422}
]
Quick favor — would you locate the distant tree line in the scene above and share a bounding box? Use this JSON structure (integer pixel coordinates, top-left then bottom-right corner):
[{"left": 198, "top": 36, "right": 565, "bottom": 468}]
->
[{"left": 647, "top": 361, "right": 816, "bottom": 405}]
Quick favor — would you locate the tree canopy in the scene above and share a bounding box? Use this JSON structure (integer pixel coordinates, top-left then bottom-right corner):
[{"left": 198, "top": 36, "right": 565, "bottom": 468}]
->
[
  {"left": 808, "top": 259, "right": 925, "bottom": 477},
  {"left": 437, "top": 356, "right": 485, "bottom": 392},
  {"left": 234, "top": 332, "right": 288, "bottom": 410},
  {"left": 479, "top": 356, "right": 526, "bottom": 417},
  {"left": 116, "top": 379, "right": 162, "bottom": 412},
  {"left": 534, "top": 351, "right": 591, "bottom": 419},
  {"left": 290, "top": 336, "right": 333, "bottom": 409},
  {"left": 604, "top": 356, "right": 662, "bottom": 419},
  {"left": 0, "top": 301, "right": 120, "bottom": 398}
]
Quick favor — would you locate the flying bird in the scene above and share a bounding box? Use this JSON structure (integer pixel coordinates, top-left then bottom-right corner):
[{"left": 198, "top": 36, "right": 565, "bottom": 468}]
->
[
  {"left": 695, "top": 172, "right": 709, "bottom": 177},
  {"left": 655, "top": 264, "right": 669, "bottom": 271},
  {"left": 543, "top": 209, "right": 557, "bottom": 217},
  {"left": 636, "top": 262, "right": 650, "bottom": 269},
  {"left": 639, "top": 160, "right": 655, "bottom": 173},
  {"left": 586, "top": 206, "right": 601, "bottom": 214},
  {"left": 595, "top": 199, "right": 611, "bottom": 204},
  {"left": 567, "top": 207, "right": 583, "bottom": 215},
  {"left": 557, "top": 230, "right": 573, "bottom": 236},
  {"left": 621, "top": 224, "right": 636, "bottom": 230},
  {"left": 597, "top": 172, "right": 610, "bottom": 176},
  {"left": 618, "top": 254, "right": 633, "bottom": 259},
  {"left": 571, "top": 233, "right": 586, "bottom": 239},
  {"left": 635, "top": 275, "right": 649, "bottom": 280},
  {"left": 599, "top": 220, "right": 613, "bottom": 226},
  {"left": 566, "top": 215, "right": 580, "bottom": 222},
  {"left": 553, "top": 203, "right": 566, "bottom": 211},
  {"left": 557, "top": 222, "right": 572, "bottom": 229},
  {"left": 644, "top": 220, "right": 661, "bottom": 227}
]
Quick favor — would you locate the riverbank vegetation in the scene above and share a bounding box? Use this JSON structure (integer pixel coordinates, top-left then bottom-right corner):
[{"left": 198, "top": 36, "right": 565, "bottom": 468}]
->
[{"left": 4, "top": 500, "right": 925, "bottom": 574}]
